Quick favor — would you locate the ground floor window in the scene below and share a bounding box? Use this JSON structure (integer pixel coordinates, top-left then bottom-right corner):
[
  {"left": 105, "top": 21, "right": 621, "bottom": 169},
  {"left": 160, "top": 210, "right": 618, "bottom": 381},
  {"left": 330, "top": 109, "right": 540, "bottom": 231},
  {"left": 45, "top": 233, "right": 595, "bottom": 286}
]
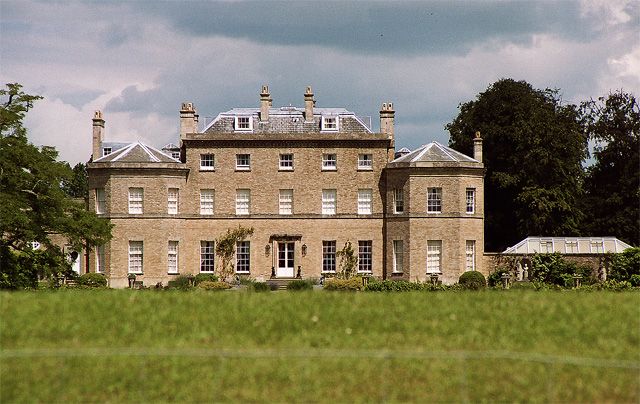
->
[
  {"left": 236, "top": 241, "right": 250, "bottom": 273},
  {"left": 358, "top": 240, "right": 372, "bottom": 273},
  {"left": 322, "top": 241, "right": 336, "bottom": 272},
  {"left": 168, "top": 241, "right": 179, "bottom": 274},
  {"left": 393, "top": 240, "right": 404, "bottom": 273},
  {"left": 427, "top": 240, "right": 442, "bottom": 273},
  {"left": 465, "top": 240, "right": 475, "bottom": 271},
  {"left": 96, "top": 245, "right": 105, "bottom": 273},
  {"left": 200, "top": 241, "right": 215, "bottom": 273},
  {"left": 128, "top": 241, "right": 143, "bottom": 274}
]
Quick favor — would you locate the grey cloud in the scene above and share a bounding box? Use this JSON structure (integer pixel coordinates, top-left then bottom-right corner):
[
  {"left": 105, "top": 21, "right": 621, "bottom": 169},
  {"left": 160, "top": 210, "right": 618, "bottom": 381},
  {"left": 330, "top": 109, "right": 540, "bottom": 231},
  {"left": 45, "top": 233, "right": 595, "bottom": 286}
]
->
[
  {"left": 57, "top": 89, "right": 105, "bottom": 109},
  {"left": 132, "top": 1, "right": 601, "bottom": 56}
]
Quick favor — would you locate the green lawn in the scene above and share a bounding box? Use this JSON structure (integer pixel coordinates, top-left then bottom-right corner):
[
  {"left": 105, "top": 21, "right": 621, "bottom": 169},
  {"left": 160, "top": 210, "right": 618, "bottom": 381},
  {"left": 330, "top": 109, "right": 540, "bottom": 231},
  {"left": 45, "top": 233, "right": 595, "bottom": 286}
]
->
[{"left": 1, "top": 290, "right": 639, "bottom": 402}]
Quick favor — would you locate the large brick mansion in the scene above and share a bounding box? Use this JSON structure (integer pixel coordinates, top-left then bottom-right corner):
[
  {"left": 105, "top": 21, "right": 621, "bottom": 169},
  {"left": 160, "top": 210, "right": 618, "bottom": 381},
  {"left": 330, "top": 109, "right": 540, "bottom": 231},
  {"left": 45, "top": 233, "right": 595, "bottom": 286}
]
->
[{"left": 87, "top": 86, "right": 485, "bottom": 288}]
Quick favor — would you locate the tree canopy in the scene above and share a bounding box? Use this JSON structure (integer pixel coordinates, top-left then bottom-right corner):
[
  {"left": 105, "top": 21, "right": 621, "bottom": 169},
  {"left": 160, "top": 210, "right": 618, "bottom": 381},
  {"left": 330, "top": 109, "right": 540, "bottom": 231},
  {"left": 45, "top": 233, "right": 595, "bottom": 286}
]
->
[
  {"left": 446, "top": 79, "right": 588, "bottom": 251},
  {"left": 580, "top": 91, "right": 639, "bottom": 246},
  {"left": 0, "top": 83, "right": 112, "bottom": 288}
]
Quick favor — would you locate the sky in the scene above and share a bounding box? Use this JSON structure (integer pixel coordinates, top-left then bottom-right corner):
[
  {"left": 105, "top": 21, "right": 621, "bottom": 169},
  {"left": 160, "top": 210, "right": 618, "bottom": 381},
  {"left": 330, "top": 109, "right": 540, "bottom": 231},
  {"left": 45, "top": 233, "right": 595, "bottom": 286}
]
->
[{"left": 1, "top": 0, "right": 638, "bottom": 164}]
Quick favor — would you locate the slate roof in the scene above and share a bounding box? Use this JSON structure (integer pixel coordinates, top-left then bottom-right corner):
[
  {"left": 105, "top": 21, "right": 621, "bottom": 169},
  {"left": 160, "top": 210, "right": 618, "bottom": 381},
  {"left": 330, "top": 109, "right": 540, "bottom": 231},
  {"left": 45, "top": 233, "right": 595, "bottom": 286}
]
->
[
  {"left": 94, "top": 142, "right": 180, "bottom": 163},
  {"left": 203, "top": 107, "right": 372, "bottom": 134},
  {"left": 391, "top": 142, "right": 478, "bottom": 163}
]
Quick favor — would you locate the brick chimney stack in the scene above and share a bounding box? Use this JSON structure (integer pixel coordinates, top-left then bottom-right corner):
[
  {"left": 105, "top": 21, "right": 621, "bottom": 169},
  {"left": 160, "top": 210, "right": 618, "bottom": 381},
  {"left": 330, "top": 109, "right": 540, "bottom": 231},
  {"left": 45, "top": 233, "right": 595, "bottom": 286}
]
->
[
  {"left": 474, "top": 131, "right": 483, "bottom": 163},
  {"left": 260, "top": 85, "right": 271, "bottom": 122},
  {"left": 380, "top": 102, "right": 395, "bottom": 139},
  {"left": 92, "top": 110, "right": 105, "bottom": 161},
  {"left": 304, "top": 86, "right": 314, "bottom": 122},
  {"left": 180, "top": 102, "right": 196, "bottom": 140}
]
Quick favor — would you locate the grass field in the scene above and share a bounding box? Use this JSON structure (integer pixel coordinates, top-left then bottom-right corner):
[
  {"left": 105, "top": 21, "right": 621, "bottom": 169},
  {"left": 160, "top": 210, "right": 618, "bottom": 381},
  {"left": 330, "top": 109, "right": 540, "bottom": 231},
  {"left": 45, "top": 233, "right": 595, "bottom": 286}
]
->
[{"left": 1, "top": 290, "right": 639, "bottom": 402}]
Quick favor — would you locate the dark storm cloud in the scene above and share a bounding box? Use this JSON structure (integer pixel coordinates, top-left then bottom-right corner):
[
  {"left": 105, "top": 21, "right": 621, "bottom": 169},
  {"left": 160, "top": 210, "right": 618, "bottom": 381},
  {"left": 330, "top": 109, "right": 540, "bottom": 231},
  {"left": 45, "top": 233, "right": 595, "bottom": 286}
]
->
[{"left": 134, "top": 0, "right": 596, "bottom": 55}]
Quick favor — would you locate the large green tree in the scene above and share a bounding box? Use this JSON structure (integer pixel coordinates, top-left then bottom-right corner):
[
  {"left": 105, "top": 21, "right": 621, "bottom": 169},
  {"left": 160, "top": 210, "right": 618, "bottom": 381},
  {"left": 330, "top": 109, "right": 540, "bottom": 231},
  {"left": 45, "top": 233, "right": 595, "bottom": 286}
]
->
[
  {"left": 0, "top": 83, "right": 112, "bottom": 288},
  {"left": 446, "top": 79, "right": 588, "bottom": 252},
  {"left": 580, "top": 91, "right": 639, "bottom": 246}
]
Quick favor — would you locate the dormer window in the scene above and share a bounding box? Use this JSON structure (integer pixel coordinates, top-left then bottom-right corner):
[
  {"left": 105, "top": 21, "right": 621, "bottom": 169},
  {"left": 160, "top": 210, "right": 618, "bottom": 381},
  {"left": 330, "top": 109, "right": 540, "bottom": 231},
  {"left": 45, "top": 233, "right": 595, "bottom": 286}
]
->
[
  {"left": 321, "top": 116, "right": 338, "bottom": 131},
  {"left": 235, "top": 116, "right": 253, "bottom": 131},
  {"left": 102, "top": 147, "right": 112, "bottom": 156}
]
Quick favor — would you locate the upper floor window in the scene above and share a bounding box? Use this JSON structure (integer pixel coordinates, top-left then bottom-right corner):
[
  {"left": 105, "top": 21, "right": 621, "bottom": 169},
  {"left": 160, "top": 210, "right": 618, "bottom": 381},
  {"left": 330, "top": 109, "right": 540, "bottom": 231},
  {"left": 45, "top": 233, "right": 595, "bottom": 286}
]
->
[
  {"left": 357, "top": 189, "right": 372, "bottom": 215},
  {"left": 236, "top": 154, "right": 251, "bottom": 171},
  {"left": 168, "top": 188, "right": 179, "bottom": 215},
  {"left": 322, "top": 189, "right": 336, "bottom": 215},
  {"left": 427, "top": 187, "right": 441, "bottom": 213},
  {"left": 394, "top": 188, "right": 404, "bottom": 214},
  {"left": 234, "top": 116, "right": 253, "bottom": 131},
  {"left": 236, "top": 241, "right": 250, "bottom": 273},
  {"left": 200, "top": 189, "right": 214, "bottom": 215},
  {"left": 427, "top": 240, "right": 442, "bottom": 273},
  {"left": 200, "top": 154, "right": 214, "bottom": 171},
  {"left": 358, "top": 240, "right": 372, "bottom": 273},
  {"left": 466, "top": 188, "right": 475, "bottom": 214},
  {"left": 279, "top": 153, "right": 294, "bottom": 170},
  {"left": 321, "top": 116, "right": 338, "bottom": 131},
  {"left": 102, "top": 147, "right": 112, "bottom": 156},
  {"left": 236, "top": 189, "right": 250, "bottom": 215},
  {"left": 128, "top": 187, "right": 143, "bottom": 214},
  {"left": 322, "top": 153, "right": 337, "bottom": 171},
  {"left": 96, "top": 188, "right": 106, "bottom": 214},
  {"left": 358, "top": 154, "right": 373, "bottom": 170},
  {"left": 279, "top": 189, "right": 293, "bottom": 215}
]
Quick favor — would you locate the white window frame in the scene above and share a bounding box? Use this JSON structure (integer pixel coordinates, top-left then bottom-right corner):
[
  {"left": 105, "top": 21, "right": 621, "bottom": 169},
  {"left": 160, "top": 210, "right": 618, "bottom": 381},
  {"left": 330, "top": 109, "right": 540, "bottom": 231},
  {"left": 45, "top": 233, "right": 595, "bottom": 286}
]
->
[
  {"left": 102, "top": 147, "right": 112, "bottom": 156},
  {"left": 427, "top": 187, "right": 442, "bottom": 213},
  {"left": 322, "top": 189, "right": 336, "bottom": 215},
  {"left": 540, "top": 239, "right": 553, "bottom": 253},
  {"left": 234, "top": 116, "right": 253, "bottom": 132},
  {"left": 465, "top": 240, "right": 475, "bottom": 271},
  {"left": 358, "top": 154, "right": 373, "bottom": 170},
  {"left": 236, "top": 241, "right": 250, "bottom": 273},
  {"left": 279, "top": 153, "right": 294, "bottom": 171},
  {"left": 128, "top": 187, "right": 143, "bottom": 214},
  {"left": 200, "top": 154, "right": 215, "bottom": 171},
  {"left": 322, "top": 241, "right": 337, "bottom": 273},
  {"left": 358, "top": 240, "right": 373, "bottom": 273},
  {"left": 96, "top": 188, "right": 106, "bottom": 214},
  {"left": 466, "top": 188, "right": 475, "bottom": 214},
  {"left": 171, "top": 151, "right": 180, "bottom": 160},
  {"left": 168, "top": 241, "right": 179, "bottom": 274},
  {"left": 279, "top": 189, "right": 293, "bottom": 215},
  {"left": 200, "top": 241, "right": 215, "bottom": 273},
  {"left": 427, "top": 240, "right": 442, "bottom": 274},
  {"left": 394, "top": 188, "right": 404, "bottom": 214},
  {"left": 321, "top": 116, "right": 338, "bottom": 131},
  {"left": 168, "top": 188, "right": 179, "bottom": 215},
  {"left": 565, "top": 240, "right": 579, "bottom": 254},
  {"left": 357, "top": 189, "right": 372, "bottom": 215},
  {"left": 236, "top": 154, "right": 251, "bottom": 171},
  {"left": 95, "top": 245, "right": 105, "bottom": 274},
  {"left": 590, "top": 240, "right": 604, "bottom": 253},
  {"left": 200, "top": 189, "right": 214, "bottom": 215},
  {"left": 393, "top": 240, "right": 404, "bottom": 273},
  {"left": 128, "top": 241, "right": 143, "bottom": 274},
  {"left": 322, "top": 153, "right": 337, "bottom": 171},
  {"left": 236, "top": 189, "right": 250, "bottom": 215}
]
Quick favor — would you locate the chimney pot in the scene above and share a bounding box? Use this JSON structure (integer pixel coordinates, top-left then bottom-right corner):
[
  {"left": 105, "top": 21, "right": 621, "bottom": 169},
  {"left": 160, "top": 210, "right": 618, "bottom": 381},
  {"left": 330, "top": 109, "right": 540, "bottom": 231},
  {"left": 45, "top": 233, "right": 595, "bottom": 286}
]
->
[
  {"left": 180, "top": 102, "right": 197, "bottom": 140},
  {"left": 473, "top": 131, "right": 483, "bottom": 163},
  {"left": 304, "top": 86, "right": 314, "bottom": 122}
]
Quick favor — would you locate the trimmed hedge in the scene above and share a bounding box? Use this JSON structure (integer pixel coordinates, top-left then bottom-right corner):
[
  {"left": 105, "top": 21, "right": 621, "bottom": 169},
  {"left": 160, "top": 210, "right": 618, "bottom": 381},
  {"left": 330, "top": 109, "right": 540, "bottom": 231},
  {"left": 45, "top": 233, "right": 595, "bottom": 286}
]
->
[
  {"left": 458, "top": 271, "right": 486, "bottom": 290},
  {"left": 286, "top": 279, "right": 314, "bottom": 290},
  {"left": 167, "top": 275, "right": 193, "bottom": 290},
  {"left": 76, "top": 273, "right": 107, "bottom": 288},
  {"left": 194, "top": 273, "right": 218, "bottom": 285},
  {"left": 324, "top": 277, "right": 365, "bottom": 291},
  {"left": 365, "top": 279, "right": 423, "bottom": 292},
  {"left": 197, "top": 281, "right": 232, "bottom": 290}
]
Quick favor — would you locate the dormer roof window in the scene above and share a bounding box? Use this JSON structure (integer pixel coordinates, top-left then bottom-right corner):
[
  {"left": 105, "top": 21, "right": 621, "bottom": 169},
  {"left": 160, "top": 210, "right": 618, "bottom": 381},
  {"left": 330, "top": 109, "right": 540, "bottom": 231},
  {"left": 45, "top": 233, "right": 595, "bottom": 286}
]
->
[
  {"left": 234, "top": 116, "right": 253, "bottom": 132},
  {"left": 102, "top": 147, "right": 112, "bottom": 156},
  {"left": 321, "top": 116, "right": 338, "bottom": 132}
]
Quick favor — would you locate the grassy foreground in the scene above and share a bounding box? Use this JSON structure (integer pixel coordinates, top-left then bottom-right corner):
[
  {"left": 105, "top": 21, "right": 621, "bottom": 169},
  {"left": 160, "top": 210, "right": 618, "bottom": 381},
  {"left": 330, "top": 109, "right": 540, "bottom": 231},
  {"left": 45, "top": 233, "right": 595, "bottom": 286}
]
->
[{"left": 1, "top": 290, "right": 639, "bottom": 402}]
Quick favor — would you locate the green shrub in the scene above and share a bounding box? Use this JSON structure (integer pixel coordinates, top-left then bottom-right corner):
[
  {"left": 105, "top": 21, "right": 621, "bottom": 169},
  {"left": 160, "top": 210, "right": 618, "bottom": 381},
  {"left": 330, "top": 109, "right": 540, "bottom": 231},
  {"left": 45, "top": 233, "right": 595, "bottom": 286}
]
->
[
  {"left": 76, "top": 273, "right": 107, "bottom": 288},
  {"left": 365, "top": 279, "right": 423, "bottom": 292},
  {"left": 251, "top": 282, "right": 271, "bottom": 292},
  {"left": 606, "top": 247, "right": 640, "bottom": 283},
  {"left": 458, "top": 271, "right": 486, "bottom": 290},
  {"left": 630, "top": 274, "right": 640, "bottom": 287},
  {"left": 194, "top": 273, "right": 218, "bottom": 285},
  {"left": 324, "top": 277, "right": 365, "bottom": 291},
  {"left": 197, "top": 281, "right": 232, "bottom": 290},
  {"left": 599, "top": 279, "right": 634, "bottom": 291},
  {"left": 529, "top": 253, "right": 593, "bottom": 287},
  {"left": 167, "top": 275, "right": 193, "bottom": 290},
  {"left": 286, "top": 279, "right": 314, "bottom": 290},
  {"left": 487, "top": 267, "right": 511, "bottom": 287}
]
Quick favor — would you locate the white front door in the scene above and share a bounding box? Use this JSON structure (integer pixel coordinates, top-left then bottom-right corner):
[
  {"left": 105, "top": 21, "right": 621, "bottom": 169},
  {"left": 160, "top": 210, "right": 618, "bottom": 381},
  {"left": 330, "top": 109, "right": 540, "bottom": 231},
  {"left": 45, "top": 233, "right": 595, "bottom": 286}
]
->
[{"left": 277, "top": 242, "right": 295, "bottom": 278}]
